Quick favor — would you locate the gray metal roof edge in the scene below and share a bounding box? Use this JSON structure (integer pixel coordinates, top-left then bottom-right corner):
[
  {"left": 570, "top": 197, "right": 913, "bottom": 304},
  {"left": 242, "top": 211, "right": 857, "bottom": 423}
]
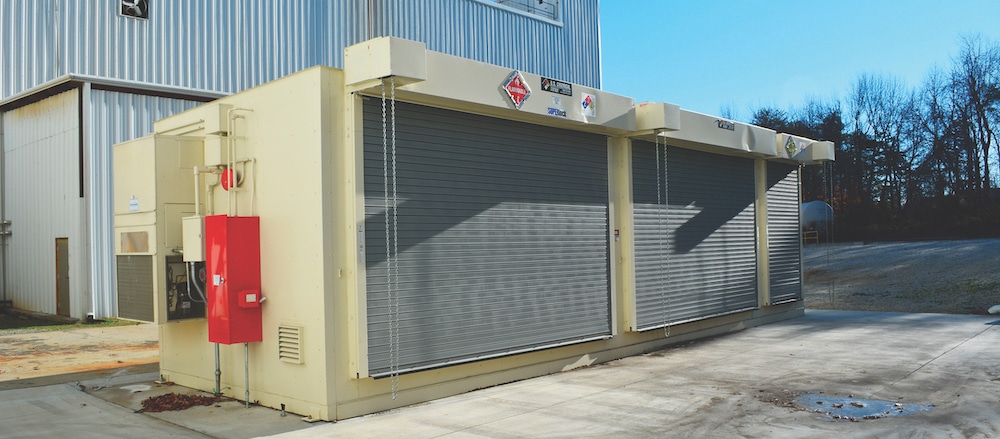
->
[{"left": 1, "top": 75, "right": 227, "bottom": 111}]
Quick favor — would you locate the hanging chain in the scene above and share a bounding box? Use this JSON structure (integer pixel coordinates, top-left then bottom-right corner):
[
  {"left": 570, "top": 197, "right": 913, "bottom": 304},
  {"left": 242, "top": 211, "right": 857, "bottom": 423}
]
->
[
  {"left": 381, "top": 79, "right": 401, "bottom": 400},
  {"left": 389, "top": 77, "right": 401, "bottom": 400},
  {"left": 655, "top": 134, "right": 671, "bottom": 338}
]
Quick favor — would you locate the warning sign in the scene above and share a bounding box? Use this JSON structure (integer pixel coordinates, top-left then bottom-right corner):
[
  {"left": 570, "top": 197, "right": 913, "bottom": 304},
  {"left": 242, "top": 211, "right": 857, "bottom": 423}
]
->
[
  {"left": 784, "top": 136, "right": 799, "bottom": 156},
  {"left": 502, "top": 71, "right": 531, "bottom": 109}
]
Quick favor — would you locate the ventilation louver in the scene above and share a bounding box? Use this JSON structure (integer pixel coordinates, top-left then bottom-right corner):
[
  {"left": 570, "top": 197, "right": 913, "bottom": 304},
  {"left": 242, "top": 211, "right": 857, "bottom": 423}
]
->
[{"left": 278, "top": 325, "right": 303, "bottom": 364}]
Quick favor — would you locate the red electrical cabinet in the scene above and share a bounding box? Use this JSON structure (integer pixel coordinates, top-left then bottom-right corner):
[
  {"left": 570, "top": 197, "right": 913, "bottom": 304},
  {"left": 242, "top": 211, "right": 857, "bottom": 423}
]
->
[{"left": 205, "top": 215, "right": 263, "bottom": 344}]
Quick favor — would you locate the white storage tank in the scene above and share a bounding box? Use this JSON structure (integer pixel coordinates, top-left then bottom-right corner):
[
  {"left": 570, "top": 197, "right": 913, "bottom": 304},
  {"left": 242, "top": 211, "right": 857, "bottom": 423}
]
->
[{"left": 802, "top": 200, "right": 834, "bottom": 236}]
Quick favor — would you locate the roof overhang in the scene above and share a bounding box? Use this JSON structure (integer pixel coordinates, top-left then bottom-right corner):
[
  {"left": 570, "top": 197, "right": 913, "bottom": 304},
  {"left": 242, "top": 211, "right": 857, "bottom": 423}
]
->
[
  {"left": 343, "top": 37, "right": 637, "bottom": 136},
  {"left": 1, "top": 75, "right": 224, "bottom": 112}
]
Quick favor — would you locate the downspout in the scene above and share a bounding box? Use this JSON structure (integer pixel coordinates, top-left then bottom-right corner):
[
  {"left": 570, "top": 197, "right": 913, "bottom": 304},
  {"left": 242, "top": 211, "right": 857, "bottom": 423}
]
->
[
  {"left": 0, "top": 108, "right": 7, "bottom": 306},
  {"left": 367, "top": 0, "right": 375, "bottom": 39},
  {"left": 81, "top": 82, "right": 97, "bottom": 319}
]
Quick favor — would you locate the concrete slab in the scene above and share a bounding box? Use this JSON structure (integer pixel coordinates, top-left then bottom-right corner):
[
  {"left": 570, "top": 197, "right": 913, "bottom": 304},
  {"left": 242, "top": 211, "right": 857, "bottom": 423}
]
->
[
  {"left": 267, "top": 311, "right": 1000, "bottom": 438},
  {"left": 1, "top": 311, "right": 997, "bottom": 438}
]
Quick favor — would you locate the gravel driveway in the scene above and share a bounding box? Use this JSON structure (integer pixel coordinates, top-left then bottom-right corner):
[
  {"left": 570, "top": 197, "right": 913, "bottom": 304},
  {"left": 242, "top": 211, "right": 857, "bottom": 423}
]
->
[{"left": 803, "top": 238, "right": 1000, "bottom": 314}]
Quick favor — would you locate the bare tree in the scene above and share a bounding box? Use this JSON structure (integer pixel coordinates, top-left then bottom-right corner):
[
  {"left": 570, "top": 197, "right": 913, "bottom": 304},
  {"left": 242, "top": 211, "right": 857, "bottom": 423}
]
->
[
  {"left": 847, "top": 73, "right": 916, "bottom": 209},
  {"left": 952, "top": 34, "right": 1000, "bottom": 193}
]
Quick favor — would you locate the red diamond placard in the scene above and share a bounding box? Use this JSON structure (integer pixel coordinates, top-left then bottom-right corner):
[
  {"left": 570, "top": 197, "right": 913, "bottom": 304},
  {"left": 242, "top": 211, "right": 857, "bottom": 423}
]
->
[{"left": 502, "top": 71, "right": 531, "bottom": 109}]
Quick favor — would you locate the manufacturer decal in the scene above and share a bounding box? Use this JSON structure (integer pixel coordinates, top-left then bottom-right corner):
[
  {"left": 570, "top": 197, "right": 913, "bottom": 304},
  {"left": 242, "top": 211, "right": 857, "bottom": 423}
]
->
[
  {"left": 716, "top": 119, "right": 735, "bottom": 131},
  {"left": 502, "top": 71, "right": 531, "bottom": 109},
  {"left": 581, "top": 93, "right": 597, "bottom": 117},
  {"left": 547, "top": 107, "right": 567, "bottom": 118},
  {"left": 541, "top": 77, "right": 573, "bottom": 96}
]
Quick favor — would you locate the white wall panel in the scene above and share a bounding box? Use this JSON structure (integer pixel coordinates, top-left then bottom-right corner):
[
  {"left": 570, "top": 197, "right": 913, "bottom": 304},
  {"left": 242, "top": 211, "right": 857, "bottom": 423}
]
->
[{"left": 1, "top": 89, "right": 82, "bottom": 315}]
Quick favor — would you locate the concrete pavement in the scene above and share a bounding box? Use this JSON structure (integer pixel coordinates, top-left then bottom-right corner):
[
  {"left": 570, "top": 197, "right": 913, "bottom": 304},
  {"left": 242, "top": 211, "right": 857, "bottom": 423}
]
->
[{"left": 1, "top": 310, "right": 998, "bottom": 438}]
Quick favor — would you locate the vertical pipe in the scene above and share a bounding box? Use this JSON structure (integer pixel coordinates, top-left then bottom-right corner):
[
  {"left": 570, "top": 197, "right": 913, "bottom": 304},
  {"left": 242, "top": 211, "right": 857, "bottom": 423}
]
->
[
  {"left": 214, "top": 343, "right": 221, "bottom": 398},
  {"left": 244, "top": 342, "right": 250, "bottom": 408},
  {"left": 0, "top": 111, "right": 6, "bottom": 304},
  {"left": 193, "top": 168, "right": 201, "bottom": 217}
]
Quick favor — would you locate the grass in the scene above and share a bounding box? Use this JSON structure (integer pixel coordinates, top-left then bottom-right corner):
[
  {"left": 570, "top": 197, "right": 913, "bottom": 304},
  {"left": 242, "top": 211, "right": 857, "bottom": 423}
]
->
[{"left": 0, "top": 312, "right": 140, "bottom": 335}]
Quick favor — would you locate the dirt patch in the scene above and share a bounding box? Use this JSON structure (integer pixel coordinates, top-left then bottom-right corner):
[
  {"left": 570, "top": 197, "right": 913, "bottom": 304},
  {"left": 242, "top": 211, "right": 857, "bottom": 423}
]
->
[
  {"left": 803, "top": 239, "right": 1000, "bottom": 314},
  {"left": 0, "top": 324, "right": 158, "bottom": 382}
]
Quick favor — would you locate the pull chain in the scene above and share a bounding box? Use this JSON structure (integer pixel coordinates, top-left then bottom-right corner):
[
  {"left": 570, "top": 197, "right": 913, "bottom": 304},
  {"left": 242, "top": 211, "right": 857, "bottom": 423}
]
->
[
  {"left": 656, "top": 134, "right": 671, "bottom": 337},
  {"left": 382, "top": 77, "right": 401, "bottom": 400},
  {"left": 389, "top": 77, "right": 400, "bottom": 400}
]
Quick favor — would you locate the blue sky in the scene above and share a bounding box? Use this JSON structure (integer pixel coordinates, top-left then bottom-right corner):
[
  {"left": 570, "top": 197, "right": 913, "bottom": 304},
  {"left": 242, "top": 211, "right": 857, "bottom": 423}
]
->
[{"left": 600, "top": 1, "right": 1000, "bottom": 120}]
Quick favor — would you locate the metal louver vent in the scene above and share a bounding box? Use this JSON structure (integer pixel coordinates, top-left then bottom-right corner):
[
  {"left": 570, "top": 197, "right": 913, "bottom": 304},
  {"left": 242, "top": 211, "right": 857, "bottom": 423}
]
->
[{"left": 278, "top": 325, "right": 303, "bottom": 364}]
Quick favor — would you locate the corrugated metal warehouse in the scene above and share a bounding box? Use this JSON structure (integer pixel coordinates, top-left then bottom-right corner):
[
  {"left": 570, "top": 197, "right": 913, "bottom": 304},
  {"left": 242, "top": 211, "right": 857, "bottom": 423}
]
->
[
  {"left": 114, "top": 37, "right": 834, "bottom": 420},
  {"left": 0, "top": 0, "right": 599, "bottom": 320}
]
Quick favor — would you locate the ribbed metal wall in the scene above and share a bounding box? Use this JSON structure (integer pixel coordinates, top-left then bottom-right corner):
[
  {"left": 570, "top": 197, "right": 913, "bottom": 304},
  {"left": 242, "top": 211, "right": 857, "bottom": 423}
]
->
[
  {"left": 87, "top": 89, "right": 202, "bottom": 318},
  {"left": 0, "top": 0, "right": 60, "bottom": 98},
  {"left": 1, "top": 89, "right": 82, "bottom": 316},
  {"left": 766, "top": 163, "right": 801, "bottom": 304},
  {"left": 363, "top": 100, "right": 611, "bottom": 376},
  {"left": 1, "top": 0, "right": 364, "bottom": 99},
  {"left": 371, "top": 0, "right": 601, "bottom": 87},
  {"left": 3, "top": 0, "right": 599, "bottom": 99},
  {"left": 632, "top": 142, "right": 758, "bottom": 330}
]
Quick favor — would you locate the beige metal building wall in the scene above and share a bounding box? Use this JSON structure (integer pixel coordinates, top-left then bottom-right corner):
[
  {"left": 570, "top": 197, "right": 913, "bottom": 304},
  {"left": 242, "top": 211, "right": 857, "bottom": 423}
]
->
[{"left": 1, "top": 89, "right": 86, "bottom": 316}]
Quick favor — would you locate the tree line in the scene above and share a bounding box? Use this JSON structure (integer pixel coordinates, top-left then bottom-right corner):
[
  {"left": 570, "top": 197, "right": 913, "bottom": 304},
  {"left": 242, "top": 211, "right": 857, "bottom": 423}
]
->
[{"left": 748, "top": 35, "right": 1000, "bottom": 241}]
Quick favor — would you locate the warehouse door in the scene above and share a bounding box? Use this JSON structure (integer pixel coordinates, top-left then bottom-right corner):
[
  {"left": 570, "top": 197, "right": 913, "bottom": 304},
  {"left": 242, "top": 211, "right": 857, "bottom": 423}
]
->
[
  {"left": 363, "top": 100, "right": 611, "bottom": 377},
  {"left": 766, "top": 162, "right": 801, "bottom": 304},
  {"left": 632, "top": 142, "right": 758, "bottom": 330}
]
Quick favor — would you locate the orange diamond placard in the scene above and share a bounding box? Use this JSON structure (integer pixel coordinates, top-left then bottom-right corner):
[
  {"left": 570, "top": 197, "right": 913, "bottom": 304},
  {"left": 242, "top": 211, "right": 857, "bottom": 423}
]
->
[{"left": 502, "top": 71, "right": 531, "bottom": 109}]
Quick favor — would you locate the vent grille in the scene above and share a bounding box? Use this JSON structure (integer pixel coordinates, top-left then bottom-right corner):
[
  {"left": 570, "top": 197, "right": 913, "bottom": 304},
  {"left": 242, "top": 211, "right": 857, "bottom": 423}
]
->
[{"left": 278, "top": 325, "right": 303, "bottom": 364}]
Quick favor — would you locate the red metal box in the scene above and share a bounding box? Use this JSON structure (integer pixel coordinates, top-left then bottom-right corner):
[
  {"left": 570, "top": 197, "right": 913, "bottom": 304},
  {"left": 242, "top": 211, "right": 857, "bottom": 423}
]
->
[{"left": 205, "top": 215, "right": 263, "bottom": 344}]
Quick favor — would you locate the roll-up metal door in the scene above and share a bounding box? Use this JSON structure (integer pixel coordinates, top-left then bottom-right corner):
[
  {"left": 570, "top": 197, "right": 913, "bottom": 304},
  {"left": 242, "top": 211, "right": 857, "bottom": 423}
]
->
[
  {"left": 766, "top": 162, "right": 801, "bottom": 304},
  {"left": 632, "top": 142, "right": 757, "bottom": 330},
  {"left": 363, "top": 100, "right": 611, "bottom": 377}
]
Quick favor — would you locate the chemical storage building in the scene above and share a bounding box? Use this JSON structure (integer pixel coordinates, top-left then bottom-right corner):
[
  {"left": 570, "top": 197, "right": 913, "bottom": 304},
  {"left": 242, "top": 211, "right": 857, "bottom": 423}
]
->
[
  {"left": 0, "top": 0, "right": 599, "bottom": 320},
  {"left": 114, "top": 37, "right": 834, "bottom": 421}
]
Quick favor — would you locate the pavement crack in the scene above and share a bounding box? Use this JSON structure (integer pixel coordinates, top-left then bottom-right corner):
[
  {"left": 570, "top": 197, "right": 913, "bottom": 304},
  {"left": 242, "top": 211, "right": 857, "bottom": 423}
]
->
[{"left": 870, "top": 323, "right": 997, "bottom": 398}]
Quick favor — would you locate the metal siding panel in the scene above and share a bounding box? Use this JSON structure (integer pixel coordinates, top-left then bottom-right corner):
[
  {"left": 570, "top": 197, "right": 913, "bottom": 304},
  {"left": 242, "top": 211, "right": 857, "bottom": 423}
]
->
[
  {"left": 632, "top": 143, "right": 758, "bottom": 330},
  {"left": 4, "top": 0, "right": 597, "bottom": 99},
  {"left": 767, "top": 163, "right": 801, "bottom": 304},
  {"left": 363, "top": 100, "right": 610, "bottom": 376},
  {"left": 368, "top": 0, "right": 601, "bottom": 87},
  {"left": 1, "top": 89, "right": 80, "bottom": 315},
  {"left": 1, "top": 0, "right": 60, "bottom": 98},
  {"left": 87, "top": 90, "right": 202, "bottom": 318},
  {"left": 4, "top": 0, "right": 360, "bottom": 98}
]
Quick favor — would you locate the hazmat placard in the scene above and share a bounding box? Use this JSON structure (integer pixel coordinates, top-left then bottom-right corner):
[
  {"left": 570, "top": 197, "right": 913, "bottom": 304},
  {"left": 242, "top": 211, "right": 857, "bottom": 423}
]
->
[{"left": 502, "top": 71, "right": 531, "bottom": 109}]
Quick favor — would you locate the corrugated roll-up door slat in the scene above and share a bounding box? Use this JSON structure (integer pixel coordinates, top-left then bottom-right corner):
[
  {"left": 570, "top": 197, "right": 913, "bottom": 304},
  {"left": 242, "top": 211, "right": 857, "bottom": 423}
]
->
[
  {"left": 632, "top": 142, "right": 758, "bottom": 331},
  {"left": 363, "top": 100, "right": 611, "bottom": 377},
  {"left": 767, "top": 163, "right": 801, "bottom": 304}
]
